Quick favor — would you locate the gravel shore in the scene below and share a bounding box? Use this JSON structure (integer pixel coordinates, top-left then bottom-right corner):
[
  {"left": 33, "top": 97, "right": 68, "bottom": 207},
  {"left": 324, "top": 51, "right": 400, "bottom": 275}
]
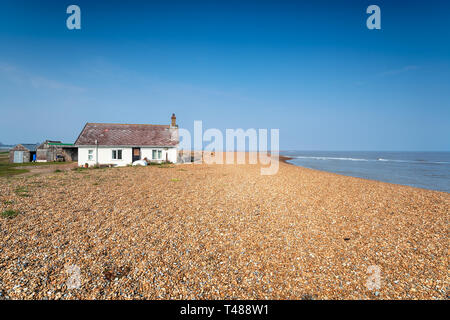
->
[{"left": 0, "top": 157, "right": 448, "bottom": 299}]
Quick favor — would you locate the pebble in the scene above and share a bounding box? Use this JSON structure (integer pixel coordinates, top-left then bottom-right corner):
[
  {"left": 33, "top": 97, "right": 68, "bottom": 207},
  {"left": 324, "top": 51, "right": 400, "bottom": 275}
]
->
[{"left": 0, "top": 155, "right": 448, "bottom": 299}]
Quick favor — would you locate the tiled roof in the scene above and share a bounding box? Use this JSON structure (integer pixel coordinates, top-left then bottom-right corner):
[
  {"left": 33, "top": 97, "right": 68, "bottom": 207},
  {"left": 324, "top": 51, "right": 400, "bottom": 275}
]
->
[{"left": 74, "top": 123, "right": 178, "bottom": 147}]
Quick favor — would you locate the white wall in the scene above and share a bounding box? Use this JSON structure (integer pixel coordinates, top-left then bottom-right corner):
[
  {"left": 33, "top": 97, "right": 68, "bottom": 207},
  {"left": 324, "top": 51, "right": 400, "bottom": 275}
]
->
[
  {"left": 167, "top": 148, "right": 177, "bottom": 163},
  {"left": 78, "top": 146, "right": 177, "bottom": 166},
  {"left": 78, "top": 147, "right": 132, "bottom": 167},
  {"left": 141, "top": 147, "right": 160, "bottom": 162},
  {"left": 141, "top": 147, "right": 177, "bottom": 163}
]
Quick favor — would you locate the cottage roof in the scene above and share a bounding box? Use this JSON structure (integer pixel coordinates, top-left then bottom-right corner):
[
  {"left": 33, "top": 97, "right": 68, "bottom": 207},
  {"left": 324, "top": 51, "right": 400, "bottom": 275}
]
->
[{"left": 74, "top": 123, "right": 178, "bottom": 147}]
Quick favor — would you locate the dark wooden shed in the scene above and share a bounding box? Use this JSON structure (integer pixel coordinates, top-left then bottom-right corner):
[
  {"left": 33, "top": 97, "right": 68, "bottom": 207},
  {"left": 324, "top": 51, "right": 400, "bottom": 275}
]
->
[{"left": 36, "top": 140, "right": 78, "bottom": 162}]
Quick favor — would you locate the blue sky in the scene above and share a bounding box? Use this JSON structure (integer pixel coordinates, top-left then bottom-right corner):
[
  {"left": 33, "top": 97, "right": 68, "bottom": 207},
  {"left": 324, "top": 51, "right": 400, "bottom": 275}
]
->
[{"left": 0, "top": 0, "right": 449, "bottom": 150}]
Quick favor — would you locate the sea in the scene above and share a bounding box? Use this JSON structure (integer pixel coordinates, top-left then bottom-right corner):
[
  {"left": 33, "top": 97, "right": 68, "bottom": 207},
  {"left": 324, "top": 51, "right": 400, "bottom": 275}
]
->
[{"left": 282, "top": 151, "right": 450, "bottom": 193}]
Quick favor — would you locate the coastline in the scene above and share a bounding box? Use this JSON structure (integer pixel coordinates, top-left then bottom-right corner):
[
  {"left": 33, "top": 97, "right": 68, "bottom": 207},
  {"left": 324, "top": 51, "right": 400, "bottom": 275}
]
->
[
  {"left": 278, "top": 155, "right": 293, "bottom": 164},
  {"left": 280, "top": 153, "right": 450, "bottom": 194},
  {"left": 0, "top": 154, "right": 448, "bottom": 299}
]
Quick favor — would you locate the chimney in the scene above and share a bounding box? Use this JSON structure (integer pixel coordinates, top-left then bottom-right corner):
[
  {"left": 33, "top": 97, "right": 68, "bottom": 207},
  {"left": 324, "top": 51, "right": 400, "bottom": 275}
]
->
[{"left": 171, "top": 113, "right": 177, "bottom": 127}]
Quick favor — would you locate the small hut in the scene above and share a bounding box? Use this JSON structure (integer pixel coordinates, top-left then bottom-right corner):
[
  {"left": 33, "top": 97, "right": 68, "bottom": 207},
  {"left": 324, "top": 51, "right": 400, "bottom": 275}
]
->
[{"left": 9, "top": 144, "right": 39, "bottom": 163}]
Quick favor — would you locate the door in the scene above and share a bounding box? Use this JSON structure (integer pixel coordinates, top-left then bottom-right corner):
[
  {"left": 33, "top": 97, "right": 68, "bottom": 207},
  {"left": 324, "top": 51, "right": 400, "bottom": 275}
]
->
[
  {"left": 14, "top": 151, "right": 24, "bottom": 163},
  {"left": 132, "top": 147, "right": 141, "bottom": 162}
]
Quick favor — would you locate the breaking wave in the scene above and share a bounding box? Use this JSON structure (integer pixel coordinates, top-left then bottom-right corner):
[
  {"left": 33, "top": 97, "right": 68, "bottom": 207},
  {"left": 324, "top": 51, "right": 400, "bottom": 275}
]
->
[{"left": 293, "top": 156, "right": 450, "bottom": 165}]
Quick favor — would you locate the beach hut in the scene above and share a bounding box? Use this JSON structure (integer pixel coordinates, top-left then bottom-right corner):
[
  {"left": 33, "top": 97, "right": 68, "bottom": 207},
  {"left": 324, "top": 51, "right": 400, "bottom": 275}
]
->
[{"left": 9, "top": 143, "right": 39, "bottom": 163}]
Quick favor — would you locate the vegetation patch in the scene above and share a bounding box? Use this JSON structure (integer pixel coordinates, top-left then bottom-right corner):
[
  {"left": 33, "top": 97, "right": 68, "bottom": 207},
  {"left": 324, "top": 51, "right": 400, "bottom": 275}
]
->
[
  {"left": 170, "top": 178, "right": 181, "bottom": 182},
  {"left": 1, "top": 210, "right": 20, "bottom": 219},
  {"left": 0, "top": 153, "right": 70, "bottom": 177},
  {"left": 14, "top": 186, "right": 30, "bottom": 197},
  {"left": 0, "top": 164, "right": 29, "bottom": 177},
  {"left": 16, "top": 161, "right": 71, "bottom": 167},
  {"left": 29, "top": 181, "right": 46, "bottom": 187},
  {"left": 158, "top": 162, "right": 174, "bottom": 168},
  {"left": 147, "top": 161, "right": 173, "bottom": 168}
]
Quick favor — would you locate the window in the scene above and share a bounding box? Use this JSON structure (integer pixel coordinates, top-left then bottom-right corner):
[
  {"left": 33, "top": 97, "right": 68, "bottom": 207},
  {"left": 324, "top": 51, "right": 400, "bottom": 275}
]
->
[
  {"left": 88, "top": 149, "right": 93, "bottom": 161},
  {"left": 152, "top": 149, "right": 162, "bottom": 160},
  {"left": 112, "top": 149, "right": 122, "bottom": 160}
]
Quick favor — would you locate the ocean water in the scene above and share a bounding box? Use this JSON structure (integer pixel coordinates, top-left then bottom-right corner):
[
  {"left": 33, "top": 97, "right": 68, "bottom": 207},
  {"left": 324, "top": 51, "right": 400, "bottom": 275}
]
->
[{"left": 282, "top": 151, "right": 450, "bottom": 193}]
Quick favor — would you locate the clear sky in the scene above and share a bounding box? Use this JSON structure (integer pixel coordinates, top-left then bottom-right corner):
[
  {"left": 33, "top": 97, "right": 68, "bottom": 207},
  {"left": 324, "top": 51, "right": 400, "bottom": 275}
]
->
[{"left": 0, "top": 0, "right": 449, "bottom": 150}]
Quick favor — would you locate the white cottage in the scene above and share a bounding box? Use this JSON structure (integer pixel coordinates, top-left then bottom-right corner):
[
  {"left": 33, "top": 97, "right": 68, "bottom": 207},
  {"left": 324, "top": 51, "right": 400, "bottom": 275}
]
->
[{"left": 75, "top": 114, "right": 179, "bottom": 167}]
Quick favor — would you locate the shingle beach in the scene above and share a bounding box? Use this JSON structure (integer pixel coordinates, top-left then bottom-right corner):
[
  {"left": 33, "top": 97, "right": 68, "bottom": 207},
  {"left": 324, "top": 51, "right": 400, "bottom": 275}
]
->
[{"left": 0, "top": 155, "right": 448, "bottom": 299}]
